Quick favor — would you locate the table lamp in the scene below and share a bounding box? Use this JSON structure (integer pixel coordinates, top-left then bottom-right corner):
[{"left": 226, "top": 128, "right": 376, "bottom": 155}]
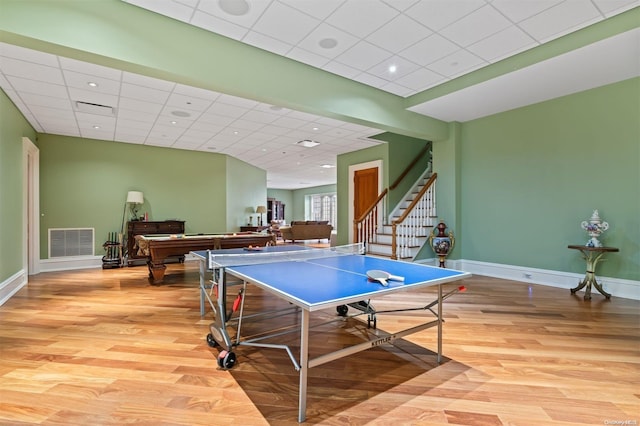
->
[
  {"left": 256, "top": 205, "right": 267, "bottom": 226},
  {"left": 126, "top": 191, "right": 144, "bottom": 220}
]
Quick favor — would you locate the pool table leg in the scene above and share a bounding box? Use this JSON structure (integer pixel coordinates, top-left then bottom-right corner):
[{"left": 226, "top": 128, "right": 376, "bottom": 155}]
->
[{"left": 148, "top": 259, "right": 166, "bottom": 284}]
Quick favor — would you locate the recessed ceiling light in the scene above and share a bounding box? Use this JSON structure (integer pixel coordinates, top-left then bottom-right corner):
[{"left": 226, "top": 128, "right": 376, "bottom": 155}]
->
[
  {"left": 87, "top": 82, "right": 98, "bottom": 87},
  {"left": 312, "top": 127, "right": 319, "bottom": 131},
  {"left": 321, "top": 164, "right": 334, "bottom": 168},
  {"left": 297, "top": 139, "right": 319, "bottom": 148},
  {"left": 319, "top": 38, "right": 338, "bottom": 49},
  {"left": 92, "top": 125, "right": 100, "bottom": 129},
  {"left": 170, "top": 120, "right": 177, "bottom": 125},
  {"left": 219, "top": 0, "right": 250, "bottom": 16},
  {"left": 171, "top": 110, "right": 191, "bottom": 117},
  {"left": 388, "top": 64, "right": 397, "bottom": 73}
]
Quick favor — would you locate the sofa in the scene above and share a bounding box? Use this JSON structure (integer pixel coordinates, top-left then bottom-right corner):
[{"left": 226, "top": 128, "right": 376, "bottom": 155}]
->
[{"left": 280, "top": 221, "right": 333, "bottom": 243}]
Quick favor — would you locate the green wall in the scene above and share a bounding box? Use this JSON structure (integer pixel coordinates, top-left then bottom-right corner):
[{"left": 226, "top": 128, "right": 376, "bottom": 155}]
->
[
  {"left": 458, "top": 78, "right": 639, "bottom": 280},
  {"left": 372, "top": 133, "right": 431, "bottom": 208},
  {"left": 38, "top": 134, "right": 265, "bottom": 258},
  {"left": 227, "top": 156, "right": 267, "bottom": 229},
  {"left": 0, "top": 90, "right": 36, "bottom": 281},
  {"left": 336, "top": 78, "right": 639, "bottom": 282}
]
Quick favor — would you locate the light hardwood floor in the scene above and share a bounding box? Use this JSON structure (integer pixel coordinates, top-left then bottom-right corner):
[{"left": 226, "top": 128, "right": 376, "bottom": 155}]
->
[{"left": 0, "top": 261, "right": 638, "bottom": 425}]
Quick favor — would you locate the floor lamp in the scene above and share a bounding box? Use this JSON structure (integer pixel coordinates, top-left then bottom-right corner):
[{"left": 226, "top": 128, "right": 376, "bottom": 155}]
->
[{"left": 120, "top": 191, "right": 144, "bottom": 259}]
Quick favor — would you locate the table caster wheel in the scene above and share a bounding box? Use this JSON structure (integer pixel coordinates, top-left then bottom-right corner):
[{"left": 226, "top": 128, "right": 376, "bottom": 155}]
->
[
  {"left": 336, "top": 305, "right": 348, "bottom": 316},
  {"left": 206, "top": 333, "right": 218, "bottom": 348},
  {"left": 217, "top": 350, "right": 237, "bottom": 369}
]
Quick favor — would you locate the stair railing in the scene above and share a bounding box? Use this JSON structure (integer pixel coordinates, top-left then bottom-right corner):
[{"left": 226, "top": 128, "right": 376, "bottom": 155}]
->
[
  {"left": 391, "top": 173, "right": 437, "bottom": 260},
  {"left": 354, "top": 188, "right": 388, "bottom": 250},
  {"left": 354, "top": 144, "right": 432, "bottom": 252}
]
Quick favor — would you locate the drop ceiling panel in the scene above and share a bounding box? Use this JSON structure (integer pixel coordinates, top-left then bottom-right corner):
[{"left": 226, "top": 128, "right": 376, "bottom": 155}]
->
[
  {"left": 399, "top": 34, "right": 459, "bottom": 67},
  {"left": 440, "top": 5, "right": 512, "bottom": 47},
  {"left": 7, "top": 76, "right": 67, "bottom": 98},
  {"left": 335, "top": 41, "right": 390, "bottom": 70},
  {"left": 467, "top": 26, "right": 537, "bottom": 62},
  {"left": 325, "top": 0, "right": 399, "bottom": 39},
  {"left": 366, "top": 14, "right": 432, "bottom": 53},
  {"left": 252, "top": 1, "right": 319, "bottom": 45},
  {"left": 63, "top": 70, "right": 121, "bottom": 94},
  {"left": 1, "top": 2, "right": 638, "bottom": 189},
  {"left": 406, "top": 0, "right": 485, "bottom": 31},
  {"left": 520, "top": 0, "right": 601, "bottom": 42},
  {"left": 1, "top": 57, "right": 64, "bottom": 84},
  {"left": 297, "top": 23, "right": 359, "bottom": 59},
  {"left": 118, "top": 97, "right": 163, "bottom": 115}
]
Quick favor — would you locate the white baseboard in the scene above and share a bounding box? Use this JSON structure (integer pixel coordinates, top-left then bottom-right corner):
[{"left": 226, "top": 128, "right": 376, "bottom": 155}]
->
[
  {"left": 39, "top": 255, "right": 103, "bottom": 272},
  {"left": 0, "top": 269, "right": 27, "bottom": 306},
  {"left": 414, "top": 257, "right": 639, "bottom": 301}
]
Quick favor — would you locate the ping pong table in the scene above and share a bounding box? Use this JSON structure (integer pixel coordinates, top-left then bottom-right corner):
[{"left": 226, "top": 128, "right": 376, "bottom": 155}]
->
[{"left": 191, "top": 244, "right": 470, "bottom": 422}]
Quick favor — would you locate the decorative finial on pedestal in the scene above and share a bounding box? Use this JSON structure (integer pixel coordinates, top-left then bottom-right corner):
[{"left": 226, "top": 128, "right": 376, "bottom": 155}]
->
[{"left": 581, "top": 209, "right": 609, "bottom": 247}]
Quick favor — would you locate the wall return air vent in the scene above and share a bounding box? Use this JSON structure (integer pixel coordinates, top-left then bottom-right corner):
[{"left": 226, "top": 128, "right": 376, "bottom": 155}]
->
[
  {"left": 48, "top": 228, "right": 95, "bottom": 258},
  {"left": 75, "top": 101, "right": 115, "bottom": 116}
]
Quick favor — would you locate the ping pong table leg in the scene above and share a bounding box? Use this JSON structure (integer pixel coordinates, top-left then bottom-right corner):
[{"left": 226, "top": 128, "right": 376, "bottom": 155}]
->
[
  {"left": 437, "top": 284, "right": 442, "bottom": 364},
  {"left": 298, "top": 309, "right": 310, "bottom": 422},
  {"left": 199, "top": 259, "right": 206, "bottom": 316}
]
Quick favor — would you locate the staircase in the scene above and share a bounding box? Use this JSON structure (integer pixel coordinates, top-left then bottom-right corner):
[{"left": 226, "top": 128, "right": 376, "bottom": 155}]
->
[
  {"left": 365, "top": 171, "right": 437, "bottom": 260},
  {"left": 356, "top": 169, "right": 437, "bottom": 261}
]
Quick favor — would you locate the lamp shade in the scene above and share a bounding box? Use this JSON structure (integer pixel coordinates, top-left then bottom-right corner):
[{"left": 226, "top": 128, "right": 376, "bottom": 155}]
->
[
  {"left": 126, "top": 191, "right": 144, "bottom": 204},
  {"left": 256, "top": 205, "right": 267, "bottom": 214}
]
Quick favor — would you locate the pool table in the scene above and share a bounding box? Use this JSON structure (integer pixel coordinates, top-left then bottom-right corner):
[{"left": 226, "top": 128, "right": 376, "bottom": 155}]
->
[{"left": 137, "top": 232, "right": 276, "bottom": 283}]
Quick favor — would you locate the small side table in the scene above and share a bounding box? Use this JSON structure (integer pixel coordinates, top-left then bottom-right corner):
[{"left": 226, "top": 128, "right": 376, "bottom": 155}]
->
[{"left": 568, "top": 245, "right": 619, "bottom": 300}]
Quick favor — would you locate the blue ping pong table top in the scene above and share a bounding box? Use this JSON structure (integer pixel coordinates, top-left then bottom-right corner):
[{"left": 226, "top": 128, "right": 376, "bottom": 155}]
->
[{"left": 198, "top": 248, "right": 468, "bottom": 311}]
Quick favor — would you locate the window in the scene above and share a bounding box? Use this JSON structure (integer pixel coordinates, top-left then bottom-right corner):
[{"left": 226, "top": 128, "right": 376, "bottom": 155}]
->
[{"left": 307, "top": 193, "right": 337, "bottom": 229}]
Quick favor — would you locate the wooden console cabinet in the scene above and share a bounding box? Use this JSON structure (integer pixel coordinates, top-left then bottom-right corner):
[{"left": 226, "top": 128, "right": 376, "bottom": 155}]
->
[{"left": 127, "top": 220, "right": 185, "bottom": 266}]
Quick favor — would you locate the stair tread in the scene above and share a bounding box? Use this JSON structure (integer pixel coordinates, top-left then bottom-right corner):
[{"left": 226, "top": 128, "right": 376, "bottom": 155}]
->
[
  {"left": 367, "top": 251, "right": 413, "bottom": 260},
  {"left": 367, "top": 242, "right": 422, "bottom": 248}
]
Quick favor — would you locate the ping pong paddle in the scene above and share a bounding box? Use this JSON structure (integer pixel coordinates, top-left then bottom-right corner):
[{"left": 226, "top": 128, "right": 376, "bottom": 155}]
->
[{"left": 366, "top": 270, "right": 405, "bottom": 287}]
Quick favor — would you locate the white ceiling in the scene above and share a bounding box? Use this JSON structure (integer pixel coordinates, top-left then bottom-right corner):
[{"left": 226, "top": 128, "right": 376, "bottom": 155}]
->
[{"left": 0, "top": 0, "right": 638, "bottom": 189}]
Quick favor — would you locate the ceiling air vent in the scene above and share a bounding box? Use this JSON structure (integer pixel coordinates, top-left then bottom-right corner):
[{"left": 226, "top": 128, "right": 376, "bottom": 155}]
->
[
  {"left": 75, "top": 101, "right": 115, "bottom": 116},
  {"left": 297, "top": 139, "right": 319, "bottom": 148}
]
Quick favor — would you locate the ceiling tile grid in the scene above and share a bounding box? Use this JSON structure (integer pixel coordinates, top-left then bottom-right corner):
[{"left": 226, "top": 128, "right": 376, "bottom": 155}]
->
[
  {"left": 0, "top": 40, "right": 383, "bottom": 189},
  {"left": 122, "top": 0, "right": 639, "bottom": 96},
  {"left": 1, "top": 1, "right": 638, "bottom": 189}
]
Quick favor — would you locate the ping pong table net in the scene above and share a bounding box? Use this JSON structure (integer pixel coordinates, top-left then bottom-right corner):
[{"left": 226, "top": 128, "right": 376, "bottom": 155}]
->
[{"left": 207, "top": 243, "right": 366, "bottom": 269}]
